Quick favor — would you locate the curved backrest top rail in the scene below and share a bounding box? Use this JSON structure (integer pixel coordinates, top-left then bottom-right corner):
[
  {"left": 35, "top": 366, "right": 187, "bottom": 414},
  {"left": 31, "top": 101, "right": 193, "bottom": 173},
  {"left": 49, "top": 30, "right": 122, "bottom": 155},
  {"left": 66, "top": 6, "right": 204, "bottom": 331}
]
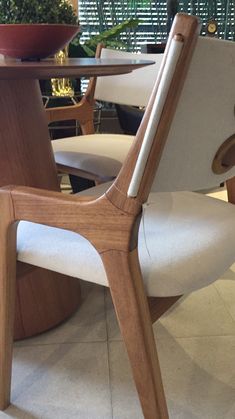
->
[
  {"left": 0, "top": 57, "right": 155, "bottom": 80},
  {"left": 95, "top": 49, "right": 163, "bottom": 107}
]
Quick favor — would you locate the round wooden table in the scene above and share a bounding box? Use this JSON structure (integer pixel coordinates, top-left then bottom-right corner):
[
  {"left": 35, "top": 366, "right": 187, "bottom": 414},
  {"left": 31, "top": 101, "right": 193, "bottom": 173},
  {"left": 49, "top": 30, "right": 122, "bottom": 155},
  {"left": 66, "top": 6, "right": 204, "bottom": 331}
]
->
[{"left": 0, "top": 57, "right": 153, "bottom": 340}]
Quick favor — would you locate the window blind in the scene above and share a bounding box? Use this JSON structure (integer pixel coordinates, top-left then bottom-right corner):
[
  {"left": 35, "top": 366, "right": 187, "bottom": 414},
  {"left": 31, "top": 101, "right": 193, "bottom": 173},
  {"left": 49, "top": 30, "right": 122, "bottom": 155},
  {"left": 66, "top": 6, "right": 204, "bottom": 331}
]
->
[{"left": 78, "top": 0, "right": 234, "bottom": 50}]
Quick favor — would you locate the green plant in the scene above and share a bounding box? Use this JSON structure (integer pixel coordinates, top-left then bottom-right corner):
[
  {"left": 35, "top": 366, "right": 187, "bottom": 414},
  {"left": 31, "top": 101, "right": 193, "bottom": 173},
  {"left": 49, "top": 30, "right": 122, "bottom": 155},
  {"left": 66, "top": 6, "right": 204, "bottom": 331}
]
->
[
  {"left": 0, "top": 0, "right": 78, "bottom": 24},
  {"left": 69, "top": 18, "right": 140, "bottom": 57}
]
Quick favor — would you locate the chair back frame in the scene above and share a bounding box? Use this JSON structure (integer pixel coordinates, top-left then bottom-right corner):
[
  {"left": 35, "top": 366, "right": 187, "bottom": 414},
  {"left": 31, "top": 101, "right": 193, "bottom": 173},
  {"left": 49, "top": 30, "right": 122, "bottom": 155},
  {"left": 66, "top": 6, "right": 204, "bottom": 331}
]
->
[
  {"left": 106, "top": 13, "right": 200, "bottom": 211},
  {"left": 1, "top": 14, "right": 235, "bottom": 419},
  {"left": 45, "top": 43, "right": 103, "bottom": 136},
  {"left": 45, "top": 44, "right": 162, "bottom": 136}
]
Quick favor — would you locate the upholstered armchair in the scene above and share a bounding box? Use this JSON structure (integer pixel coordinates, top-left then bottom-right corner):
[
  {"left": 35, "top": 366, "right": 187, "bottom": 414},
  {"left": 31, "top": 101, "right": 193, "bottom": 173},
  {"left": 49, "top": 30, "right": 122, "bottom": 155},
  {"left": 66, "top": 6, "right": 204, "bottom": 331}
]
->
[
  {"left": 1, "top": 14, "right": 235, "bottom": 419},
  {"left": 46, "top": 46, "right": 163, "bottom": 186}
]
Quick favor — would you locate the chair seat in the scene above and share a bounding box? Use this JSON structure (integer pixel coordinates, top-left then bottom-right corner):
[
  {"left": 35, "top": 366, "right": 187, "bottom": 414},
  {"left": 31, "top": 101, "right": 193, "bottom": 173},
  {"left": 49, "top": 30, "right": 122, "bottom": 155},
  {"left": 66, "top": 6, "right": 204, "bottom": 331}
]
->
[
  {"left": 17, "top": 184, "right": 235, "bottom": 297},
  {"left": 52, "top": 134, "right": 133, "bottom": 179}
]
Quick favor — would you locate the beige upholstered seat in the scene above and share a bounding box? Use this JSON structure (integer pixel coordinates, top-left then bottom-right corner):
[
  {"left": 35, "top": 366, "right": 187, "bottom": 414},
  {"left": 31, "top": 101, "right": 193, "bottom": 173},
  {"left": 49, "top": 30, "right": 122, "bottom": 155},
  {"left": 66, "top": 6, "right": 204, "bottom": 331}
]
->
[
  {"left": 1, "top": 14, "right": 235, "bottom": 419},
  {"left": 52, "top": 134, "right": 133, "bottom": 180},
  {"left": 17, "top": 183, "right": 235, "bottom": 297},
  {"left": 16, "top": 32, "right": 235, "bottom": 294},
  {"left": 50, "top": 48, "right": 163, "bottom": 182}
]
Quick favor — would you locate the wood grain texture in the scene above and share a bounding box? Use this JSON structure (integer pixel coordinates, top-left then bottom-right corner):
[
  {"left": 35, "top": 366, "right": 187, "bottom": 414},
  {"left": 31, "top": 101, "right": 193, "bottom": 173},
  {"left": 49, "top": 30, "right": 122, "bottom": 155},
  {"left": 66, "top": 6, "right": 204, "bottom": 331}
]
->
[
  {"left": 107, "top": 14, "right": 200, "bottom": 209},
  {"left": 70, "top": 0, "right": 78, "bottom": 14},
  {"left": 0, "top": 15, "right": 201, "bottom": 417},
  {"left": 14, "top": 267, "right": 81, "bottom": 340},
  {"left": 46, "top": 97, "right": 94, "bottom": 127},
  {"left": 0, "top": 78, "right": 81, "bottom": 340},
  {"left": 46, "top": 87, "right": 96, "bottom": 137},
  {"left": 46, "top": 43, "right": 104, "bottom": 138},
  {"left": 0, "top": 58, "right": 154, "bottom": 80},
  {"left": 102, "top": 249, "right": 168, "bottom": 419},
  {"left": 9, "top": 185, "right": 141, "bottom": 253},
  {"left": 0, "top": 189, "right": 17, "bottom": 409},
  {"left": 2, "top": 181, "right": 180, "bottom": 416},
  {"left": 46, "top": 43, "right": 111, "bottom": 178},
  {"left": 226, "top": 177, "right": 235, "bottom": 204},
  {"left": 148, "top": 296, "right": 182, "bottom": 323},
  {"left": 0, "top": 53, "right": 154, "bottom": 340},
  {"left": 0, "top": 79, "right": 59, "bottom": 190}
]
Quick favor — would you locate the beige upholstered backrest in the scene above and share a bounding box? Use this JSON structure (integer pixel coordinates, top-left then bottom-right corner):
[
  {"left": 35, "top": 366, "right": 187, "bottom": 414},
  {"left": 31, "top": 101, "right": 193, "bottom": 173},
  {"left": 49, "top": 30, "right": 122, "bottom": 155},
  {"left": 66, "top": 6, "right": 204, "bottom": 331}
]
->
[
  {"left": 128, "top": 36, "right": 235, "bottom": 195},
  {"left": 94, "top": 48, "right": 163, "bottom": 107}
]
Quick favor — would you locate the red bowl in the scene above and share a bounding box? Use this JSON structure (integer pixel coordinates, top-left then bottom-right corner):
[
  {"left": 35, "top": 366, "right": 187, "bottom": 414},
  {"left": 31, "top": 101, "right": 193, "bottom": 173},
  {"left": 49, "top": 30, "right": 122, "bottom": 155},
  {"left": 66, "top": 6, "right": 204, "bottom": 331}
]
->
[{"left": 0, "top": 24, "right": 79, "bottom": 60}]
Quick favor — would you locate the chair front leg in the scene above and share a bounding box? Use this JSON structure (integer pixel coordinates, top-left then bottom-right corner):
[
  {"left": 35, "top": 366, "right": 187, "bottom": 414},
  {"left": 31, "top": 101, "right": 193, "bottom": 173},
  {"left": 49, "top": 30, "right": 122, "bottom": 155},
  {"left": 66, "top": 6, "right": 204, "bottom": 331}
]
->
[
  {"left": 0, "top": 191, "right": 17, "bottom": 410},
  {"left": 101, "top": 248, "right": 169, "bottom": 419}
]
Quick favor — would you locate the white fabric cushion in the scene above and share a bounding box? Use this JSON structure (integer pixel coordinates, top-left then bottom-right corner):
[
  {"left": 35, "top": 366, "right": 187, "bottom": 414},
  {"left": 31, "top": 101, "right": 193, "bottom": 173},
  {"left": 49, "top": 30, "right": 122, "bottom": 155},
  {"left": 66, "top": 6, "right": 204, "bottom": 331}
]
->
[
  {"left": 17, "top": 183, "right": 235, "bottom": 297},
  {"left": 95, "top": 49, "right": 163, "bottom": 107},
  {"left": 52, "top": 134, "right": 133, "bottom": 179},
  {"left": 151, "top": 37, "right": 235, "bottom": 192}
]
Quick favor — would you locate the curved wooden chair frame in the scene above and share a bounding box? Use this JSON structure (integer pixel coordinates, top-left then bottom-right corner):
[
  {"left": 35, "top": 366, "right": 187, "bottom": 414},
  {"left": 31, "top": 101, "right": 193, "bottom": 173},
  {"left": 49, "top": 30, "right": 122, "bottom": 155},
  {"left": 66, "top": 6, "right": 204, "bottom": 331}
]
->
[{"left": 1, "top": 14, "right": 235, "bottom": 419}]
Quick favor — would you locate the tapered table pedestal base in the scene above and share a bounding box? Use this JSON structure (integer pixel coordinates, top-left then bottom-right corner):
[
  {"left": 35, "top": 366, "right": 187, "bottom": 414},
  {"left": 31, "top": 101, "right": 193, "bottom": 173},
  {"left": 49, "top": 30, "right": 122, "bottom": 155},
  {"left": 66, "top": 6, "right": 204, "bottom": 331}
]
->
[
  {"left": 0, "top": 79, "right": 82, "bottom": 340},
  {"left": 14, "top": 264, "right": 81, "bottom": 340}
]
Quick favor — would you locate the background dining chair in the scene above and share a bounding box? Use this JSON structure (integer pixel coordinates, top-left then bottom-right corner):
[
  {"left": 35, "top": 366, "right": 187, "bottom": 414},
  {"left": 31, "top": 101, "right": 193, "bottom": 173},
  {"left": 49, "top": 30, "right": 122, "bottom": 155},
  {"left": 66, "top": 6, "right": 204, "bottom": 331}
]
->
[
  {"left": 1, "top": 13, "right": 235, "bottom": 419},
  {"left": 46, "top": 46, "right": 163, "bottom": 191}
]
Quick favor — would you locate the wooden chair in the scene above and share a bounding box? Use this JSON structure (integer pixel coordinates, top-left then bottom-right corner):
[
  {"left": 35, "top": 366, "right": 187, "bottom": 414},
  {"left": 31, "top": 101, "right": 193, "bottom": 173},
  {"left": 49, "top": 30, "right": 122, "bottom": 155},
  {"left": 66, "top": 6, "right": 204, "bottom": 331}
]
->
[
  {"left": 1, "top": 13, "right": 235, "bottom": 418},
  {"left": 47, "top": 46, "right": 163, "bottom": 184}
]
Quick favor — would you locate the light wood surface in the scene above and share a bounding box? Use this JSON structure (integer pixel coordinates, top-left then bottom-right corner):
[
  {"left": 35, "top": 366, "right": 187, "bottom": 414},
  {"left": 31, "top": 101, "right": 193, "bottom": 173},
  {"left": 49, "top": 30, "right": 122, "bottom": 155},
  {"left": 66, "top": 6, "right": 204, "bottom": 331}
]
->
[
  {"left": 1, "top": 182, "right": 168, "bottom": 417},
  {"left": 0, "top": 189, "right": 17, "bottom": 409},
  {"left": 70, "top": 0, "right": 78, "bottom": 14},
  {"left": 0, "top": 14, "right": 201, "bottom": 417},
  {"left": 226, "top": 177, "right": 235, "bottom": 204},
  {"left": 0, "top": 78, "right": 81, "bottom": 340},
  {"left": 148, "top": 296, "right": 181, "bottom": 323},
  {"left": 46, "top": 43, "right": 102, "bottom": 179},
  {"left": 46, "top": 43, "right": 103, "bottom": 138},
  {"left": 0, "top": 57, "right": 154, "bottom": 79},
  {"left": 102, "top": 249, "right": 169, "bottom": 419},
  {"left": 108, "top": 14, "right": 200, "bottom": 207},
  {"left": 0, "top": 56, "right": 151, "bottom": 340}
]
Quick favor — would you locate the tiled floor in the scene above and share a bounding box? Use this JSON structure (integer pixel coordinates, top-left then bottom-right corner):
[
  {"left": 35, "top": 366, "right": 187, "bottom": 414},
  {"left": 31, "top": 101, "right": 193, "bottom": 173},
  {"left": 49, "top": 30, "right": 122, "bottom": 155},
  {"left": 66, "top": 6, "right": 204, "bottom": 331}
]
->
[{"left": 2, "top": 189, "right": 235, "bottom": 418}]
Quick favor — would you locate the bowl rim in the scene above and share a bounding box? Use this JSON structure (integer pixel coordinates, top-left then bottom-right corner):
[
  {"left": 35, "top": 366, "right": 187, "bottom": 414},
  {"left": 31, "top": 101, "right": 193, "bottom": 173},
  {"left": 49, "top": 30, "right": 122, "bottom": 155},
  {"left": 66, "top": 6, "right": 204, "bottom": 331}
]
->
[{"left": 0, "top": 23, "right": 79, "bottom": 28}]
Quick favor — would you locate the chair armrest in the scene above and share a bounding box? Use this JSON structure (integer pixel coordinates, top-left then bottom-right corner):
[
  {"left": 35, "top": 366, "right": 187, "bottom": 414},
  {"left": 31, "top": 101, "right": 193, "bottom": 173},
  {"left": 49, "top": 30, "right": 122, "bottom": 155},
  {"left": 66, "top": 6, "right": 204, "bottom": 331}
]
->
[
  {"left": 45, "top": 44, "right": 105, "bottom": 136},
  {"left": 45, "top": 96, "right": 95, "bottom": 135},
  {"left": 0, "top": 185, "right": 138, "bottom": 253}
]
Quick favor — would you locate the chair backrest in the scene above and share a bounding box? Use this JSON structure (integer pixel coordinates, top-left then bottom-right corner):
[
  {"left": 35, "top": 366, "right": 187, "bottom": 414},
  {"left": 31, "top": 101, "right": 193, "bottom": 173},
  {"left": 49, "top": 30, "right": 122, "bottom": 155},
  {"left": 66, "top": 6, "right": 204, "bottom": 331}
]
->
[
  {"left": 150, "top": 35, "right": 235, "bottom": 192},
  {"left": 109, "top": 14, "right": 235, "bottom": 205},
  {"left": 94, "top": 48, "right": 163, "bottom": 107}
]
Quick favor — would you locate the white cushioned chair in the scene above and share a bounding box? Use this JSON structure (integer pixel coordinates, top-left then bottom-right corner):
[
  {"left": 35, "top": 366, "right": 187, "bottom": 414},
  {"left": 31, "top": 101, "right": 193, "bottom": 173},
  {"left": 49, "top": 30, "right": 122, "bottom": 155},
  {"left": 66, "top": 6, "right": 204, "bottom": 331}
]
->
[
  {"left": 47, "top": 46, "right": 163, "bottom": 184},
  {"left": 1, "top": 13, "right": 235, "bottom": 419}
]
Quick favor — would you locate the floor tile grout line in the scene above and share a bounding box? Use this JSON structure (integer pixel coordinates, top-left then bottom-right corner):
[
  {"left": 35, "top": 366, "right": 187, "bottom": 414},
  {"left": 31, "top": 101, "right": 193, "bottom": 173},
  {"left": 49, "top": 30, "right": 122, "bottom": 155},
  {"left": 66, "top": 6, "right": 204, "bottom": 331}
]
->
[
  {"left": 213, "top": 283, "right": 235, "bottom": 326},
  {"left": 14, "top": 284, "right": 110, "bottom": 348},
  {"left": 14, "top": 339, "right": 109, "bottom": 348},
  {"left": 159, "top": 334, "right": 235, "bottom": 340},
  {"left": 104, "top": 289, "right": 114, "bottom": 419},
  {"left": 106, "top": 338, "right": 114, "bottom": 419},
  {"left": 104, "top": 332, "right": 235, "bottom": 343}
]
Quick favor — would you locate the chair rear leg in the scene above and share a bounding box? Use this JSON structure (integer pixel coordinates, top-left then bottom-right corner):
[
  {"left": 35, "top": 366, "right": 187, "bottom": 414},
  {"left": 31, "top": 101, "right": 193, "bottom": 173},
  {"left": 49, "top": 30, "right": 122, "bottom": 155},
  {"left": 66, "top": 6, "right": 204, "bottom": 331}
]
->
[
  {"left": 0, "top": 191, "right": 17, "bottom": 410},
  {"left": 102, "top": 248, "right": 169, "bottom": 419}
]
